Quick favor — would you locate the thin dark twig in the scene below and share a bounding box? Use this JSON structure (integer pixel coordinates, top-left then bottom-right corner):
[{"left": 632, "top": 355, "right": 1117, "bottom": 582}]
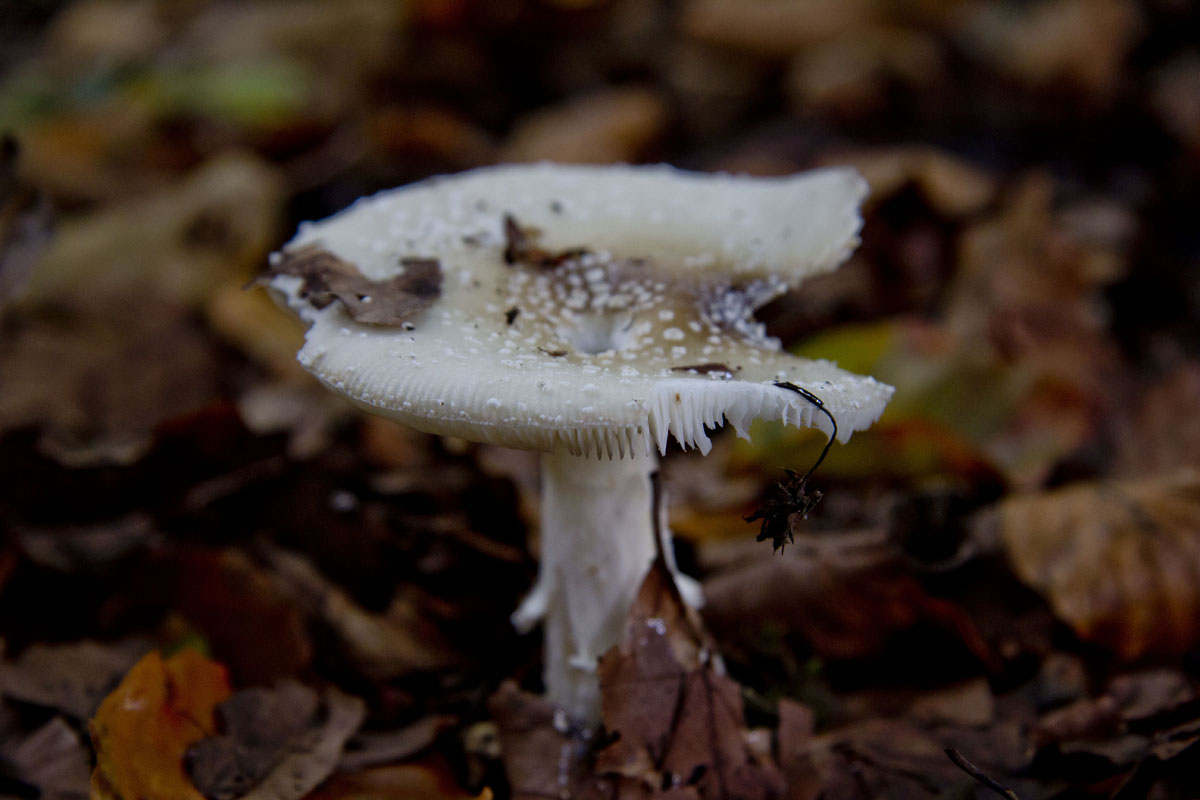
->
[
  {"left": 744, "top": 383, "right": 839, "bottom": 552},
  {"left": 945, "top": 748, "right": 1021, "bottom": 800},
  {"left": 772, "top": 381, "right": 837, "bottom": 483}
]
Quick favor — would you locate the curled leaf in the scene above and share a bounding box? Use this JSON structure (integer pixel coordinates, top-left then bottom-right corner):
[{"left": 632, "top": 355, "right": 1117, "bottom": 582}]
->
[
  {"left": 994, "top": 469, "right": 1200, "bottom": 659},
  {"left": 89, "top": 649, "right": 231, "bottom": 800},
  {"left": 263, "top": 245, "right": 442, "bottom": 325}
]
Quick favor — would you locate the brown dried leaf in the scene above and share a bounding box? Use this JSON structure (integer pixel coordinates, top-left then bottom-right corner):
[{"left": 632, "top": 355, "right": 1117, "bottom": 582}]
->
[
  {"left": 1114, "top": 363, "right": 1200, "bottom": 476},
  {"left": 499, "top": 86, "right": 669, "bottom": 165},
  {"left": 0, "top": 297, "right": 222, "bottom": 466},
  {"left": 0, "top": 135, "right": 54, "bottom": 314},
  {"left": 827, "top": 146, "right": 997, "bottom": 219},
  {"left": 680, "top": 0, "right": 870, "bottom": 57},
  {"left": 159, "top": 548, "right": 313, "bottom": 685},
  {"left": 701, "top": 530, "right": 988, "bottom": 662},
  {"left": 337, "top": 715, "right": 458, "bottom": 772},
  {"left": 188, "top": 682, "right": 364, "bottom": 800},
  {"left": 596, "top": 562, "right": 784, "bottom": 799},
  {"left": 26, "top": 153, "right": 283, "bottom": 306},
  {"left": 5, "top": 716, "right": 92, "bottom": 799},
  {"left": 995, "top": 469, "right": 1200, "bottom": 659},
  {"left": 307, "top": 760, "right": 485, "bottom": 800},
  {"left": 502, "top": 214, "right": 588, "bottom": 270},
  {"left": 487, "top": 681, "right": 621, "bottom": 800},
  {"left": 956, "top": 0, "right": 1143, "bottom": 97},
  {"left": 262, "top": 547, "right": 461, "bottom": 680},
  {"left": 264, "top": 245, "right": 442, "bottom": 326},
  {"left": 0, "top": 639, "right": 151, "bottom": 719}
]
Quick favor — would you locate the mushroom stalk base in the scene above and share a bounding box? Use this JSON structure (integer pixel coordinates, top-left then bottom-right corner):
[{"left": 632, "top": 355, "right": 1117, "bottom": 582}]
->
[{"left": 518, "top": 447, "right": 663, "bottom": 724}]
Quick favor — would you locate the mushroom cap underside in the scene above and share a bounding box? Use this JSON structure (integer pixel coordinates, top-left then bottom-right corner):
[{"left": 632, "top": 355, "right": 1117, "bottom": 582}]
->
[{"left": 270, "top": 162, "right": 893, "bottom": 457}]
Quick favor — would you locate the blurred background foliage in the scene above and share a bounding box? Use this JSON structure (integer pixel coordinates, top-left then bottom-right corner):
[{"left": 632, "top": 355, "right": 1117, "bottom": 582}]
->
[{"left": 2, "top": 0, "right": 1200, "bottom": 798}]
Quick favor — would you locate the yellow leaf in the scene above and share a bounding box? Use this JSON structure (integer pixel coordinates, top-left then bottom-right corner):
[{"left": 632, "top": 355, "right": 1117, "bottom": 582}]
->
[{"left": 89, "top": 649, "right": 231, "bottom": 800}]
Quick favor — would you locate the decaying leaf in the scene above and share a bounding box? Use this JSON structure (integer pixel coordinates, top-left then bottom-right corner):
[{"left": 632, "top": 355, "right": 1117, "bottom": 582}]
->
[
  {"left": 993, "top": 469, "right": 1200, "bottom": 659},
  {"left": 0, "top": 638, "right": 152, "bottom": 719},
  {"left": 0, "top": 134, "right": 54, "bottom": 314},
  {"left": 24, "top": 153, "right": 283, "bottom": 307},
  {"left": 338, "top": 715, "right": 458, "bottom": 771},
  {"left": 498, "top": 86, "right": 669, "bottom": 165},
  {"left": 308, "top": 759, "right": 488, "bottom": 800},
  {"left": 263, "top": 244, "right": 442, "bottom": 325},
  {"left": 1113, "top": 362, "right": 1200, "bottom": 477},
  {"left": 159, "top": 548, "right": 313, "bottom": 686},
  {"left": 502, "top": 214, "right": 588, "bottom": 270},
  {"left": 188, "top": 681, "right": 365, "bottom": 800},
  {"left": 488, "top": 562, "right": 780, "bottom": 800},
  {"left": 701, "top": 529, "right": 989, "bottom": 662},
  {"left": 0, "top": 297, "right": 223, "bottom": 466},
  {"left": 4, "top": 716, "right": 92, "bottom": 800},
  {"left": 487, "top": 682, "right": 617, "bottom": 800},
  {"left": 262, "top": 546, "right": 462, "bottom": 680},
  {"left": 89, "top": 648, "right": 232, "bottom": 800},
  {"left": 595, "top": 561, "right": 784, "bottom": 799}
]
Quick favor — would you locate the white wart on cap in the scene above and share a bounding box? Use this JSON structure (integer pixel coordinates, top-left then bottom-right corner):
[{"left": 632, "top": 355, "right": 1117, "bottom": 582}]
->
[{"left": 268, "top": 163, "right": 893, "bottom": 456}]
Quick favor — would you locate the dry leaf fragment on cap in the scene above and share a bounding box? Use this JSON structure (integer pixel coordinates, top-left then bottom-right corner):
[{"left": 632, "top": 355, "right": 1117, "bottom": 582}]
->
[{"left": 262, "top": 244, "right": 442, "bottom": 325}]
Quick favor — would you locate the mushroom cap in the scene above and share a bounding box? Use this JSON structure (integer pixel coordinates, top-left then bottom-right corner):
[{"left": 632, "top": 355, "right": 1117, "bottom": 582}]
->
[{"left": 269, "top": 163, "right": 893, "bottom": 457}]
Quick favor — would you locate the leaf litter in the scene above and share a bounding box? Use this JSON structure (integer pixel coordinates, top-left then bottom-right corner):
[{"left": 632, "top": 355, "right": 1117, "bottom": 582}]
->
[{"left": 2, "top": 0, "right": 1200, "bottom": 797}]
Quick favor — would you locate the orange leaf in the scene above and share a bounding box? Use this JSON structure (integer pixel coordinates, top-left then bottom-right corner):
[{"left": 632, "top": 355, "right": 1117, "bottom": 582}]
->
[{"left": 89, "top": 649, "right": 231, "bottom": 800}]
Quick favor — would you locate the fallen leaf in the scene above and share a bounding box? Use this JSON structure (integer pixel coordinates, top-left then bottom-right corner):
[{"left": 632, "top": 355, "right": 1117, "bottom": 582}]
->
[
  {"left": 955, "top": 0, "right": 1142, "bottom": 97},
  {"left": 499, "top": 86, "right": 669, "bottom": 165},
  {"left": 680, "top": 0, "right": 870, "bottom": 57},
  {"left": 161, "top": 548, "right": 313, "bottom": 686},
  {"left": 827, "top": 146, "right": 996, "bottom": 219},
  {"left": 993, "top": 469, "right": 1200, "bottom": 659},
  {"left": 1113, "top": 362, "right": 1200, "bottom": 477},
  {"left": 16, "top": 513, "right": 159, "bottom": 573},
  {"left": 188, "top": 682, "right": 365, "bottom": 800},
  {"left": 262, "top": 546, "right": 461, "bottom": 680},
  {"left": 0, "top": 297, "right": 222, "bottom": 467},
  {"left": 595, "top": 562, "right": 785, "bottom": 799},
  {"left": 4, "top": 716, "right": 92, "bottom": 799},
  {"left": 262, "top": 244, "right": 442, "bottom": 325},
  {"left": 89, "top": 648, "right": 232, "bottom": 800},
  {"left": 701, "top": 529, "right": 989, "bottom": 662},
  {"left": 0, "top": 638, "right": 152, "bottom": 719},
  {"left": 502, "top": 214, "right": 588, "bottom": 270},
  {"left": 24, "top": 153, "right": 283, "bottom": 306},
  {"left": 309, "top": 759, "right": 487, "bottom": 800},
  {"left": 1151, "top": 52, "right": 1200, "bottom": 155},
  {"left": 0, "top": 134, "right": 54, "bottom": 315},
  {"left": 338, "top": 715, "right": 458, "bottom": 771},
  {"left": 487, "top": 682, "right": 618, "bottom": 800},
  {"left": 776, "top": 700, "right": 819, "bottom": 800}
]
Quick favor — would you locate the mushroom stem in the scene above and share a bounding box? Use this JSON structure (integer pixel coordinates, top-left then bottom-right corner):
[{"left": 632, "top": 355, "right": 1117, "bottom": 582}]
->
[{"left": 521, "top": 446, "right": 663, "bottom": 723}]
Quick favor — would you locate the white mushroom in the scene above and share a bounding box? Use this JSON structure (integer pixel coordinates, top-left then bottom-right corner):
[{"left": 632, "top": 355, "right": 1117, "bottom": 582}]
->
[{"left": 266, "top": 163, "right": 893, "bottom": 724}]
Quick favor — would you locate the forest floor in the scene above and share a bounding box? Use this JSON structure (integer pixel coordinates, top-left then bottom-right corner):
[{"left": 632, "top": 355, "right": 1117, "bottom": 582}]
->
[{"left": 2, "top": 1, "right": 1200, "bottom": 798}]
